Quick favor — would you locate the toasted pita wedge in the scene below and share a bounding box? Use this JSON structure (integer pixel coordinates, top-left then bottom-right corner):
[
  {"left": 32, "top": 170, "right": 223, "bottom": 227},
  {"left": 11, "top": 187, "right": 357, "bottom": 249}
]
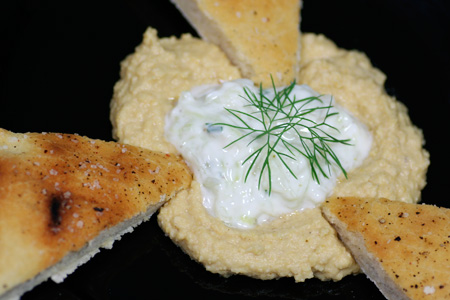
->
[
  {"left": 171, "top": 0, "right": 302, "bottom": 87},
  {"left": 0, "top": 128, "right": 192, "bottom": 299},
  {"left": 322, "top": 197, "right": 450, "bottom": 300}
]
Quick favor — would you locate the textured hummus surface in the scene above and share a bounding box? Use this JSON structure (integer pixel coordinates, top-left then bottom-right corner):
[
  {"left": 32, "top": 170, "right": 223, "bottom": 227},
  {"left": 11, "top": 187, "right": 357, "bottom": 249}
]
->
[{"left": 110, "top": 28, "right": 429, "bottom": 281}]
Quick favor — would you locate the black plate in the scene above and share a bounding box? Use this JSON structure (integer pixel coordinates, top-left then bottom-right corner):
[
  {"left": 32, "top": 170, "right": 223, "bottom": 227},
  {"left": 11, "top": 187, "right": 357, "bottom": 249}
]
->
[{"left": 1, "top": 1, "right": 449, "bottom": 299}]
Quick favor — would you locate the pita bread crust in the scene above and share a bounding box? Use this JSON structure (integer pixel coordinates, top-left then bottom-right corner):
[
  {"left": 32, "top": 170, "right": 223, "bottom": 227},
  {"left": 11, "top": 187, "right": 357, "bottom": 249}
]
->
[
  {"left": 322, "top": 197, "right": 450, "bottom": 300},
  {"left": 0, "top": 128, "right": 192, "bottom": 297},
  {"left": 171, "top": 0, "right": 302, "bottom": 87}
]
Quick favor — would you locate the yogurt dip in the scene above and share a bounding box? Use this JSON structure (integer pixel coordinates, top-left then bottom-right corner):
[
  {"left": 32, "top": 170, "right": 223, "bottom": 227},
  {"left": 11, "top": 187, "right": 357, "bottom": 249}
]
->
[{"left": 165, "top": 79, "right": 372, "bottom": 228}]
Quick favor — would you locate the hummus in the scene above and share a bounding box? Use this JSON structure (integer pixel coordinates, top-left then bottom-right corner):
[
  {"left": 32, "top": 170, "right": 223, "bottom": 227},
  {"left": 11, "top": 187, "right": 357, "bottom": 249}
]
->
[{"left": 110, "top": 28, "right": 429, "bottom": 282}]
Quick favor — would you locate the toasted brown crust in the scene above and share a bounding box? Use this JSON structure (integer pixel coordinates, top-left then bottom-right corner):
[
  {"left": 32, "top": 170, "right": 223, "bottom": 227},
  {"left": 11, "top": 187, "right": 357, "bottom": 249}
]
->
[
  {"left": 322, "top": 197, "right": 450, "bottom": 300},
  {"left": 171, "top": 0, "right": 301, "bottom": 87},
  {"left": 0, "top": 128, "right": 192, "bottom": 296}
]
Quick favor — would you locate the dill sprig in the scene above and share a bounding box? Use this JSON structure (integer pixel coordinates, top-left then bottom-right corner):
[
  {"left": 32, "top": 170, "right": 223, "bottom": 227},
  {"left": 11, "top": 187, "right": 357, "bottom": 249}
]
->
[{"left": 213, "top": 79, "right": 352, "bottom": 195}]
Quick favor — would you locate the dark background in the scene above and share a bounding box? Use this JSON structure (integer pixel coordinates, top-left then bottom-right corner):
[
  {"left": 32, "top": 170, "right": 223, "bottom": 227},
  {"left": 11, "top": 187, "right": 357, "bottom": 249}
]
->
[{"left": 1, "top": 0, "right": 449, "bottom": 299}]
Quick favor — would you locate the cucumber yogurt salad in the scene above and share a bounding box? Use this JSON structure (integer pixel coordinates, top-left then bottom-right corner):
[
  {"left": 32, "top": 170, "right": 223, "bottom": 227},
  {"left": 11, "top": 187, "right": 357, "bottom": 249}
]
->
[{"left": 165, "top": 79, "right": 372, "bottom": 229}]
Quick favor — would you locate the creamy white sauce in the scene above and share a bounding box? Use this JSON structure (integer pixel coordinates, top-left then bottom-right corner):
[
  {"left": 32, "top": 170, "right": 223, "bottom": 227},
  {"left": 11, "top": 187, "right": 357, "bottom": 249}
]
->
[{"left": 165, "top": 79, "right": 372, "bottom": 229}]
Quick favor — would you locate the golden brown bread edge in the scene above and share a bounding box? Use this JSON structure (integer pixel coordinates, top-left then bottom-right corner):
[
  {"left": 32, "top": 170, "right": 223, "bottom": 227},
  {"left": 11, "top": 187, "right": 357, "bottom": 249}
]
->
[
  {"left": 0, "top": 128, "right": 192, "bottom": 299},
  {"left": 321, "top": 197, "right": 450, "bottom": 300},
  {"left": 170, "top": 0, "right": 302, "bottom": 87}
]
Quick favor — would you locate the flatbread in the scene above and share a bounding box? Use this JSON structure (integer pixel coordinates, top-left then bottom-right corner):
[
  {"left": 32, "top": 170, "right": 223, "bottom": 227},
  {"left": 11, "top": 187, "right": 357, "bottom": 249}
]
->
[
  {"left": 170, "top": 0, "right": 302, "bottom": 87},
  {"left": 0, "top": 128, "right": 192, "bottom": 299},
  {"left": 322, "top": 197, "right": 450, "bottom": 300}
]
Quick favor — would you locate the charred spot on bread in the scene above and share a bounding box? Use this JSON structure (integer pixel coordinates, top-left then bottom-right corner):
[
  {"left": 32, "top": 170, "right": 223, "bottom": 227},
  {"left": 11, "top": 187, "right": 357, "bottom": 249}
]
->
[{"left": 49, "top": 196, "right": 63, "bottom": 228}]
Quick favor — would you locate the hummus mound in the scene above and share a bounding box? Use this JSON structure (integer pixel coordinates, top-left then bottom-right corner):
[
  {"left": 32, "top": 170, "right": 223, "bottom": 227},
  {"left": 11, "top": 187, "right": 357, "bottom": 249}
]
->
[{"left": 110, "top": 28, "right": 429, "bottom": 282}]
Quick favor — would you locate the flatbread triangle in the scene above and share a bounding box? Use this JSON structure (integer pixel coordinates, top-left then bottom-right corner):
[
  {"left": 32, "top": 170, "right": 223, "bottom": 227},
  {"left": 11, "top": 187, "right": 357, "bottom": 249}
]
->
[
  {"left": 170, "top": 0, "right": 302, "bottom": 87},
  {"left": 322, "top": 197, "right": 450, "bottom": 300},
  {"left": 0, "top": 128, "right": 192, "bottom": 299}
]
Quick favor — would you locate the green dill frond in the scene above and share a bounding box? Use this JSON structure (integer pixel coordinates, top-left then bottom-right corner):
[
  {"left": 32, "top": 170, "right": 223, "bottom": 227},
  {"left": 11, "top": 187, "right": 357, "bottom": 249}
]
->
[{"left": 213, "top": 79, "right": 352, "bottom": 195}]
